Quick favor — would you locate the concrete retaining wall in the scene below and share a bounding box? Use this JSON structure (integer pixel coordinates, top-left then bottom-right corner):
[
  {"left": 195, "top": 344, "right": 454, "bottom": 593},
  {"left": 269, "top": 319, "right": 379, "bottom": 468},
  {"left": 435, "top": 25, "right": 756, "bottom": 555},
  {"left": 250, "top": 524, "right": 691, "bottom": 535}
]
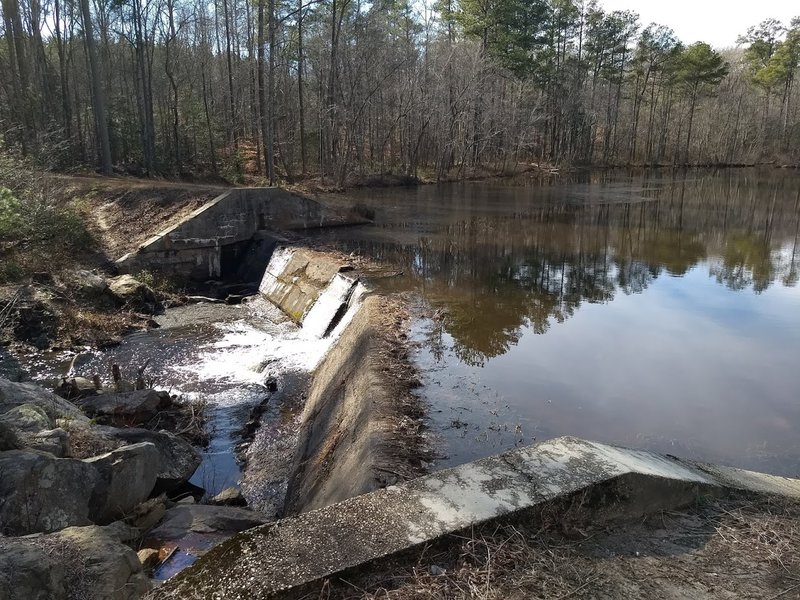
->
[
  {"left": 116, "top": 188, "right": 365, "bottom": 281},
  {"left": 281, "top": 295, "right": 424, "bottom": 516},
  {"left": 156, "top": 436, "right": 800, "bottom": 599},
  {"left": 259, "top": 247, "right": 352, "bottom": 323}
]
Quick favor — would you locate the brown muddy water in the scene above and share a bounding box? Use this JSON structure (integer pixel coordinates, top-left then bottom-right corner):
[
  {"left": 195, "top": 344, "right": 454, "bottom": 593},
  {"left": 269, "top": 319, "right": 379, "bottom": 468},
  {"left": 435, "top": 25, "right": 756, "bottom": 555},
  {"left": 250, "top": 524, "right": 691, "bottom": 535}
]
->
[{"left": 308, "top": 169, "right": 800, "bottom": 478}]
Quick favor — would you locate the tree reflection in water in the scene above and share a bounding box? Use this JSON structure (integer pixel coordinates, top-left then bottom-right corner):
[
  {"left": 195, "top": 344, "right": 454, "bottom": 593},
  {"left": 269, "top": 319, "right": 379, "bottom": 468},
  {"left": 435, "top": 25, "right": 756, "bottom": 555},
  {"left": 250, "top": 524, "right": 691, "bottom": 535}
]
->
[{"left": 313, "top": 171, "right": 799, "bottom": 366}]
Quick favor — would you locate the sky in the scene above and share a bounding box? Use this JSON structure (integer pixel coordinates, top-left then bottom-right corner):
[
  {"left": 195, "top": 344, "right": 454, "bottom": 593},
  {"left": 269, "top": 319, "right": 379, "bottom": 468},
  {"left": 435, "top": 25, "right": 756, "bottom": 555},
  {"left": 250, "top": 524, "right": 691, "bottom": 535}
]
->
[{"left": 599, "top": 0, "right": 798, "bottom": 49}]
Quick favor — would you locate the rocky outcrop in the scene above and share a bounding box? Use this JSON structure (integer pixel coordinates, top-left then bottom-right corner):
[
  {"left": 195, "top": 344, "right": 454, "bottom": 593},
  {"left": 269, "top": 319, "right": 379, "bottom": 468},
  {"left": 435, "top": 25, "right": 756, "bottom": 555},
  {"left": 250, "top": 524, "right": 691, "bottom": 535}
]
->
[
  {"left": 23, "top": 428, "right": 70, "bottom": 457},
  {"left": 86, "top": 443, "right": 160, "bottom": 523},
  {"left": 0, "top": 524, "right": 151, "bottom": 600},
  {"left": 0, "top": 422, "right": 21, "bottom": 451},
  {"left": 0, "top": 450, "right": 100, "bottom": 535}
]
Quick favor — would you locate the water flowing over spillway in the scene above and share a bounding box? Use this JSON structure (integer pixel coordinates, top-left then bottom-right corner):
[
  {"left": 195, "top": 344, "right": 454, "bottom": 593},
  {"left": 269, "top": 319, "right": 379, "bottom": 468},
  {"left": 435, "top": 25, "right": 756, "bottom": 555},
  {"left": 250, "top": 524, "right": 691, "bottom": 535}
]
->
[{"left": 35, "top": 246, "right": 367, "bottom": 499}]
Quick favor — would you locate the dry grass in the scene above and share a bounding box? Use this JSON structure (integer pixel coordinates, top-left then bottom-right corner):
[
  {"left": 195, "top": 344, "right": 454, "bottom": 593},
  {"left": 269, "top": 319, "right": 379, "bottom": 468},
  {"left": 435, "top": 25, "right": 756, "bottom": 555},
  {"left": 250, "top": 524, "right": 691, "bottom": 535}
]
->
[{"left": 317, "top": 493, "right": 800, "bottom": 600}]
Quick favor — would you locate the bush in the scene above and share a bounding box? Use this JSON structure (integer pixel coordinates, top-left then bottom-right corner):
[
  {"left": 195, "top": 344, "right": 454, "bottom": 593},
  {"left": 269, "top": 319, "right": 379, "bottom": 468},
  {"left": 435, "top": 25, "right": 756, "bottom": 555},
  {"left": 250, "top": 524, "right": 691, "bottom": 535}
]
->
[
  {"left": 0, "top": 188, "right": 23, "bottom": 240},
  {"left": 0, "top": 152, "right": 95, "bottom": 281}
]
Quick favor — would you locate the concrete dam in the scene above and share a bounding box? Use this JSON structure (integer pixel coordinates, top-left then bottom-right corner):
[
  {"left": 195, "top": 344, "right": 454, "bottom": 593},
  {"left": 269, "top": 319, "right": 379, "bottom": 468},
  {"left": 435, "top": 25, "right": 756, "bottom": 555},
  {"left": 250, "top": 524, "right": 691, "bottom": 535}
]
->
[{"left": 112, "top": 187, "right": 800, "bottom": 598}]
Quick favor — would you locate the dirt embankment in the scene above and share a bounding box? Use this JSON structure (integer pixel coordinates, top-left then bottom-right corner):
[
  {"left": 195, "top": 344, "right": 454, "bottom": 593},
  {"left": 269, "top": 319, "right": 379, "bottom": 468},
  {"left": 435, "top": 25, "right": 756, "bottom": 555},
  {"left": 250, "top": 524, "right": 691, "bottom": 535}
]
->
[
  {"left": 49, "top": 175, "right": 226, "bottom": 258},
  {"left": 1, "top": 177, "right": 226, "bottom": 355}
]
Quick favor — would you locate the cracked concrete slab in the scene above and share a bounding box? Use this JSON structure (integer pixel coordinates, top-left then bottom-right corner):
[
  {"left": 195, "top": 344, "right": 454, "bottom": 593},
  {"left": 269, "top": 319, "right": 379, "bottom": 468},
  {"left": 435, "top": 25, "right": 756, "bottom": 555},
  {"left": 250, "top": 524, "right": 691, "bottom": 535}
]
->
[{"left": 152, "top": 436, "right": 800, "bottom": 599}]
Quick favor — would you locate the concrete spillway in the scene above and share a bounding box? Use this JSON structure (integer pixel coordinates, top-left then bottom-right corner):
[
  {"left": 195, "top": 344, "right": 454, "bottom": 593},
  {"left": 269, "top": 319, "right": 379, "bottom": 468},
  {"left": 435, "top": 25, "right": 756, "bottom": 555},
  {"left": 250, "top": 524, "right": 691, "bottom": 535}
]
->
[{"left": 258, "top": 246, "right": 364, "bottom": 337}]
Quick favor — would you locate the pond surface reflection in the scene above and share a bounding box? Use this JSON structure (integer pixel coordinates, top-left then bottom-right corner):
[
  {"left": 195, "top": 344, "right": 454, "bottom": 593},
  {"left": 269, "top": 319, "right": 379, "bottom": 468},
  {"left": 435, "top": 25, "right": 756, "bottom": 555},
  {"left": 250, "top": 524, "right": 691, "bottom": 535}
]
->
[{"left": 310, "top": 170, "right": 800, "bottom": 476}]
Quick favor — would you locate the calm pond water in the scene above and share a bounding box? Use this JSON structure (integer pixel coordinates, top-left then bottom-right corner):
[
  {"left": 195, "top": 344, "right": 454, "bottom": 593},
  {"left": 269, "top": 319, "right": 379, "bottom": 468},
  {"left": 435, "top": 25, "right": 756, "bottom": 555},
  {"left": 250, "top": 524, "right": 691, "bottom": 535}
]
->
[{"left": 310, "top": 170, "right": 800, "bottom": 477}]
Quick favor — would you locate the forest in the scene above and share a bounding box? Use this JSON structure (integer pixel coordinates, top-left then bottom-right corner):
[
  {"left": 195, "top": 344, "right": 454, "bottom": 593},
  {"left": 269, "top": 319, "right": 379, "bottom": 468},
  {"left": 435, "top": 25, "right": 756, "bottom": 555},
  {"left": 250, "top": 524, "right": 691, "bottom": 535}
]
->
[{"left": 0, "top": 0, "right": 799, "bottom": 184}]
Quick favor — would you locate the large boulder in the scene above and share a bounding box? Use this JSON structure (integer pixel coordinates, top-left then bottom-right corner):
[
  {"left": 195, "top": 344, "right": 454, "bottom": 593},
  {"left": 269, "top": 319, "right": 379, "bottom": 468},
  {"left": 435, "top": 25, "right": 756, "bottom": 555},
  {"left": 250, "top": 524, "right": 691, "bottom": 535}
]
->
[
  {"left": 96, "top": 426, "right": 200, "bottom": 493},
  {"left": 79, "top": 390, "right": 166, "bottom": 425},
  {"left": 0, "top": 450, "right": 100, "bottom": 535},
  {"left": 0, "top": 536, "right": 68, "bottom": 600},
  {"left": 56, "top": 525, "right": 151, "bottom": 599},
  {"left": 0, "top": 524, "right": 151, "bottom": 600},
  {"left": 0, "top": 403, "right": 52, "bottom": 433},
  {"left": 107, "top": 275, "right": 160, "bottom": 313},
  {"left": 0, "top": 377, "right": 88, "bottom": 423},
  {"left": 148, "top": 504, "right": 266, "bottom": 542},
  {"left": 86, "top": 442, "right": 160, "bottom": 524}
]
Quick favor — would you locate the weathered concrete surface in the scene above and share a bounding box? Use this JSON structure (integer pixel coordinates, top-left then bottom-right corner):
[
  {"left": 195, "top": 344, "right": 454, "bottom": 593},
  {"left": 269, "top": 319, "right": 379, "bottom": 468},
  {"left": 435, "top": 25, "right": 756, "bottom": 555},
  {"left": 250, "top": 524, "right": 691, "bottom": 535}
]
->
[
  {"left": 282, "top": 295, "right": 426, "bottom": 515},
  {"left": 154, "top": 437, "right": 800, "bottom": 599},
  {"left": 258, "top": 246, "right": 352, "bottom": 324},
  {"left": 117, "top": 188, "right": 366, "bottom": 281}
]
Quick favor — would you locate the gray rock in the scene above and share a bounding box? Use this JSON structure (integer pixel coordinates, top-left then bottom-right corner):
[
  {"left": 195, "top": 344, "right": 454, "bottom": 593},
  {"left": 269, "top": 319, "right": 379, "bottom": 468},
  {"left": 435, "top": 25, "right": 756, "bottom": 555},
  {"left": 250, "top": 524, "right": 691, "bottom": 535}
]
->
[
  {"left": 0, "top": 403, "right": 52, "bottom": 433},
  {"left": 149, "top": 504, "right": 266, "bottom": 542},
  {"left": 210, "top": 487, "right": 247, "bottom": 507},
  {"left": 0, "top": 377, "right": 87, "bottom": 423},
  {"left": 0, "top": 421, "right": 21, "bottom": 451},
  {"left": 0, "top": 536, "right": 68, "bottom": 600},
  {"left": 71, "top": 270, "right": 108, "bottom": 296},
  {"left": 23, "top": 428, "right": 70, "bottom": 457},
  {"left": 55, "top": 525, "right": 151, "bottom": 599},
  {"left": 80, "top": 389, "right": 165, "bottom": 425},
  {"left": 107, "top": 275, "right": 159, "bottom": 313},
  {"left": 0, "top": 525, "right": 151, "bottom": 600},
  {"left": 86, "top": 442, "right": 160, "bottom": 524},
  {"left": 0, "top": 450, "right": 100, "bottom": 535},
  {"left": 96, "top": 426, "right": 200, "bottom": 492}
]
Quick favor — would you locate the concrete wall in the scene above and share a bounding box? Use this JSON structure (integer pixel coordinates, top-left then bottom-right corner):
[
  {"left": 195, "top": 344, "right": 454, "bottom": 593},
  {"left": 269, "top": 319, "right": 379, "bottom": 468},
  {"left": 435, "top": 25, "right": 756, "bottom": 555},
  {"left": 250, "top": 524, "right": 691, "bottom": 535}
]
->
[
  {"left": 282, "top": 295, "right": 418, "bottom": 514},
  {"left": 259, "top": 248, "right": 351, "bottom": 323},
  {"left": 156, "top": 436, "right": 800, "bottom": 599},
  {"left": 116, "top": 188, "right": 365, "bottom": 282}
]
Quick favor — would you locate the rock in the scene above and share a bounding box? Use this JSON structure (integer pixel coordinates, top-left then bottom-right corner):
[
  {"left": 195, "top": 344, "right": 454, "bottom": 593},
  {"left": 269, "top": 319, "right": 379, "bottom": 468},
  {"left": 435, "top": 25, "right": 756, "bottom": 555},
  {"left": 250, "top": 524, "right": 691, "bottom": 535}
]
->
[
  {"left": 137, "top": 548, "right": 161, "bottom": 571},
  {"left": 0, "top": 523, "right": 154, "bottom": 600},
  {"left": 0, "top": 535, "right": 68, "bottom": 600},
  {"left": 128, "top": 497, "right": 168, "bottom": 531},
  {"left": 23, "top": 428, "right": 70, "bottom": 457},
  {"left": 97, "top": 426, "right": 200, "bottom": 493},
  {"left": 210, "top": 487, "right": 247, "bottom": 507},
  {"left": 0, "top": 403, "right": 52, "bottom": 433},
  {"left": 0, "top": 377, "right": 88, "bottom": 423},
  {"left": 71, "top": 270, "right": 108, "bottom": 297},
  {"left": 54, "top": 376, "right": 99, "bottom": 401},
  {"left": 86, "top": 442, "right": 160, "bottom": 524},
  {"left": 0, "top": 450, "right": 100, "bottom": 535},
  {"left": 148, "top": 505, "right": 266, "bottom": 542},
  {"left": 0, "top": 421, "right": 21, "bottom": 450},
  {"left": 107, "top": 275, "right": 160, "bottom": 313},
  {"left": 56, "top": 525, "right": 151, "bottom": 599},
  {"left": 79, "top": 389, "right": 166, "bottom": 425}
]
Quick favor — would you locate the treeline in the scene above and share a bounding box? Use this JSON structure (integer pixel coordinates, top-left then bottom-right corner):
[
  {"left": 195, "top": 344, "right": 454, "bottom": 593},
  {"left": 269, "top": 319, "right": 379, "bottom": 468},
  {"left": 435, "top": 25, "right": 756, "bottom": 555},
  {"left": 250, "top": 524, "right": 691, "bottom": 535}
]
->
[{"left": 0, "top": 0, "right": 798, "bottom": 182}]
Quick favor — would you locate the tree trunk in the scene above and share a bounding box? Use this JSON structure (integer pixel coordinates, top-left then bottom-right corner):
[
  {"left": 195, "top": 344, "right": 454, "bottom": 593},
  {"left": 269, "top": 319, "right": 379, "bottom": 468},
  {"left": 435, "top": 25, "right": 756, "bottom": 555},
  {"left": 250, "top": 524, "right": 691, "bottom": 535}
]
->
[{"left": 79, "top": 0, "right": 112, "bottom": 174}]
